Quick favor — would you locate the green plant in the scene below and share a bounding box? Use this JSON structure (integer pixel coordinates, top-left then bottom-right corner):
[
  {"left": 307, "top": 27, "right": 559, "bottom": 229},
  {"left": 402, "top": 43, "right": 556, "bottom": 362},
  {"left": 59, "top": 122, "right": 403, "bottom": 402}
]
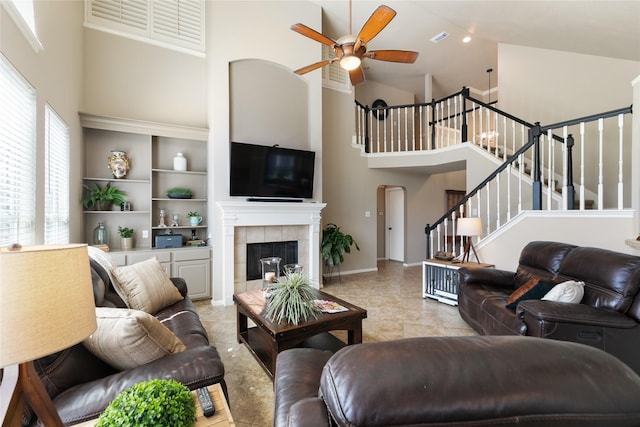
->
[
  {"left": 167, "top": 187, "right": 193, "bottom": 196},
  {"left": 264, "top": 271, "right": 321, "bottom": 325},
  {"left": 321, "top": 223, "right": 360, "bottom": 267},
  {"left": 95, "top": 379, "right": 196, "bottom": 427},
  {"left": 118, "top": 227, "right": 134, "bottom": 238},
  {"left": 187, "top": 211, "right": 199, "bottom": 217},
  {"left": 82, "top": 183, "right": 127, "bottom": 209}
]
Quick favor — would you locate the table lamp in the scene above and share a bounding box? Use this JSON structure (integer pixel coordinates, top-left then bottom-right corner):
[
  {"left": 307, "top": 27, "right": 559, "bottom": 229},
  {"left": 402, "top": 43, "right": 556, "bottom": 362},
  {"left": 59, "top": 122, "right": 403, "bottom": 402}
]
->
[
  {"left": 0, "top": 244, "right": 97, "bottom": 427},
  {"left": 457, "top": 217, "right": 483, "bottom": 263}
]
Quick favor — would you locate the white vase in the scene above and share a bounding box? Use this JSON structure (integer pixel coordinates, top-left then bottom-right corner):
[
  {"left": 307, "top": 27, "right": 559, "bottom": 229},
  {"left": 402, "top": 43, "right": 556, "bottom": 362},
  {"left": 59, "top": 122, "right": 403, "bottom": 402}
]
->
[{"left": 173, "top": 153, "right": 187, "bottom": 171}]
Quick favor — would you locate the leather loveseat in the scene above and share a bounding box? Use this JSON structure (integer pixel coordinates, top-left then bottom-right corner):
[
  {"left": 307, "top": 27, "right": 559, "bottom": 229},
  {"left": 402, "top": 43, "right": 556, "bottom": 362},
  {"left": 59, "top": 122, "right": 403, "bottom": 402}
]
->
[
  {"left": 21, "top": 253, "right": 225, "bottom": 426},
  {"left": 273, "top": 336, "right": 640, "bottom": 427},
  {"left": 458, "top": 241, "right": 640, "bottom": 374}
]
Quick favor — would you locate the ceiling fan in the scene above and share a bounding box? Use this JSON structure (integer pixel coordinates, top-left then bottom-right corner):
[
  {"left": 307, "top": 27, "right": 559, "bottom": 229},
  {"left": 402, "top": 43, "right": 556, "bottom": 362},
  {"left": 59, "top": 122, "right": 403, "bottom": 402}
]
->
[{"left": 290, "top": 4, "right": 419, "bottom": 86}]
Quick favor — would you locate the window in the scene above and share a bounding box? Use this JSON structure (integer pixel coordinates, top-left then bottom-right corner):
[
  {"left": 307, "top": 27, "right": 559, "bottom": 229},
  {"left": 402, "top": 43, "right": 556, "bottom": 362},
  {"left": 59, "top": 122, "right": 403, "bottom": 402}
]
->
[
  {"left": 322, "top": 44, "right": 351, "bottom": 94},
  {"left": 0, "top": 54, "right": 36, "bottom": 246},
  {"left": 85, "top": 0, "right": 205, "bottom": 56},
  {"left": 44, "top": 105, "right": 70, "bottom": 244}
]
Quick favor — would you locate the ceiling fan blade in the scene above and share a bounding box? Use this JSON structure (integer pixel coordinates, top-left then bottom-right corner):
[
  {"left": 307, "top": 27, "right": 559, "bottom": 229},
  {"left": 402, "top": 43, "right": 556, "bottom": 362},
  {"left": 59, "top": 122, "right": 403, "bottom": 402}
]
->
[
  {"left": 349, "top": 67, "right": 366, "bottom": 86},
  {"left": 355, "top": 5, "right": 396, "bottom": 46},
  {"left": 294, "top": 59, "right": 334, "bottom": 75},
  {"left": 365, "top": 50, "right": 419, "bottom": 63},
  {"left": 291, "top": 23, "right": 336, "bottom": 47}
]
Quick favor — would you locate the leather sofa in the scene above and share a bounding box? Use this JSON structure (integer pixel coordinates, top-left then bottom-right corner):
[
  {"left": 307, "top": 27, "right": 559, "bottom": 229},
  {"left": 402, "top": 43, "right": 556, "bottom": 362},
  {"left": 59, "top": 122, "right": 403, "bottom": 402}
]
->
[
  {"left": 21, "top": 257, "right": 225, "bottom": 426},
  {"left": 458, "top": 241, "right": 640, "bottom": 374},
  {"left": 273, "top": 336, "right": 640, "bottom": 427}
]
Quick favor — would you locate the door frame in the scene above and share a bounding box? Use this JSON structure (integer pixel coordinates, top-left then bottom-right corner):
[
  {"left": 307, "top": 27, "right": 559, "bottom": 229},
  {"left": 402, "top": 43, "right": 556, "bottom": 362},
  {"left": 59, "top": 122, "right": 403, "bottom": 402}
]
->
[{"left": 384, "top": 186, "right": 405, "bottom": 262}]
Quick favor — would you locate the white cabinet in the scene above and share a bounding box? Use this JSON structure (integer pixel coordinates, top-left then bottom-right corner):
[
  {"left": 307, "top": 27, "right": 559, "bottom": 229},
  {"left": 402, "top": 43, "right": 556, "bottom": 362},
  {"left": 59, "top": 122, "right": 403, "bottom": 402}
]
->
[{"left": 422, "top": 259, "right": 494, "bottom": 306}]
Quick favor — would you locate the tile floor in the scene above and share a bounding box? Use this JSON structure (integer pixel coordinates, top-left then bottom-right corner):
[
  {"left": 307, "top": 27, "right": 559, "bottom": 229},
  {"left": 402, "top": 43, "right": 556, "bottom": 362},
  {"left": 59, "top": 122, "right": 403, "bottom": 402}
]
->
[{"left": 194, "top": 260, "right": 477, "bottom": 427}]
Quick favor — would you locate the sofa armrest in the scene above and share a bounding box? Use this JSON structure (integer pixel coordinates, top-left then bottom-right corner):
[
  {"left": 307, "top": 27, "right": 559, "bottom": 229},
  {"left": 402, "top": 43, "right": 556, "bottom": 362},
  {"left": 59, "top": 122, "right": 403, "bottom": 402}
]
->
[
  {"left": 50, "top": 346, "right": 224, "bottom": 426},
  {"left": 274, "top": 348, "right": 333, "bottom": 427},
  {"left": 517, "top": 300, "right": 637, "bottom": 329},
  {"left": 287, "top": 398, "right": 330, "bottom": 427},
  {"left": 459, "top": 267, "right": 516, "bottom": 290},
  {"left": 170, "top": 277, "right": 188, "bottom": 297}
]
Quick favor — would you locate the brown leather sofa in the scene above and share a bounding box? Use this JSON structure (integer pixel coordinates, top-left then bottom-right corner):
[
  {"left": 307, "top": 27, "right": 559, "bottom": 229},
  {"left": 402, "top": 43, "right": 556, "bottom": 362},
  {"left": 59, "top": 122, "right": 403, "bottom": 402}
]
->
[
  {"left": 458, "top": 241, "right": 640, "bottom": 374},
  {"left": 273, "top": 336, "right": 640, "bottom": 427},
  {"left": 21, "top": 258, "right": 225, "bottom": 426}
]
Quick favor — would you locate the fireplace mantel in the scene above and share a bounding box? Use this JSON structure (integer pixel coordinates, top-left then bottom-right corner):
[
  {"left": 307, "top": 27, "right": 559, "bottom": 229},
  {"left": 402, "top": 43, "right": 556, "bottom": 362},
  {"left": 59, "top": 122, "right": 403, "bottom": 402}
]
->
[{"left": 218, "top": 201, "right": 326, "bottom": 305}]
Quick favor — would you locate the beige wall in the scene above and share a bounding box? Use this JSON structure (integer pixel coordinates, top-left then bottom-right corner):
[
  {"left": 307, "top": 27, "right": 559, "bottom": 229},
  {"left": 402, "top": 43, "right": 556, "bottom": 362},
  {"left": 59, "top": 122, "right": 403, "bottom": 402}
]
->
[{"left": 1, "top": 0, "right": 84, "bottom": 243}]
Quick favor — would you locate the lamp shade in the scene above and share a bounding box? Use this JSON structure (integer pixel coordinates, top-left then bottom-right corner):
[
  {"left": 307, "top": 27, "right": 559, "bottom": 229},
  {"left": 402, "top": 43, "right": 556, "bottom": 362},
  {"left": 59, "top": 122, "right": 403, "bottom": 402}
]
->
[
  {"left": 0, "top": 244, "right": 97, "bottom": 367},
  {"left": 457, "top": 217, "right": 483, "bottom": 237}
]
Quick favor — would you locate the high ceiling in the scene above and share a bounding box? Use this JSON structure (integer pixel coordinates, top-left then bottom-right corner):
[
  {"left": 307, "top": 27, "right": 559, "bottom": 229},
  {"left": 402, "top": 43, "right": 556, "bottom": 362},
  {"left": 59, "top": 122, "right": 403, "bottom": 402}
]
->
[{"left": 308, "top": 0, "right": 640, "bottom": 101}]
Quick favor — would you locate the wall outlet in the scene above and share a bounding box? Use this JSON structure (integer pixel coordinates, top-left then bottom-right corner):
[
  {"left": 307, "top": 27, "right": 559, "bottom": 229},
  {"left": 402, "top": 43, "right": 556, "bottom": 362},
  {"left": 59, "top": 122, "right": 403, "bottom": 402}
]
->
[
  {"left": 365, "top": 211, "right": 371, "bottom": 217},
  {"left": 142, "top": 229, "right": 149, "bottom": 238}
]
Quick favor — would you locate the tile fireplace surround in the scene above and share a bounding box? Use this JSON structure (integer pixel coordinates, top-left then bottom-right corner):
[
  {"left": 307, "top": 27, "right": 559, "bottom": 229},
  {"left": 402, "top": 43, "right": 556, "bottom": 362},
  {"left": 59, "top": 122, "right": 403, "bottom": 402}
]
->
[{"left": 218, "top": 201, "right": 326, "bottom": 305}]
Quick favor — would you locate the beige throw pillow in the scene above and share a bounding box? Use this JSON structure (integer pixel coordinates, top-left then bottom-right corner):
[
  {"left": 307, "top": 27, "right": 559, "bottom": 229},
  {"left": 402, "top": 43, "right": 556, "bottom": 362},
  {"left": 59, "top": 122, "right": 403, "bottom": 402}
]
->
[
  {"left": 111, "top": 257, "right": 183, "bottom": 313},
  {"left": 83, "top": 307, "right": 186, "bottom": 370}
]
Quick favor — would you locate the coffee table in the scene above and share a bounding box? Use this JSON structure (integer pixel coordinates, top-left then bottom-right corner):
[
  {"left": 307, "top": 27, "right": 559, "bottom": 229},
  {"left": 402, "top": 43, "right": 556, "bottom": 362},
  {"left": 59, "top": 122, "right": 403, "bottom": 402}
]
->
[{"left": 234, "top": 289, "right": 367, "bottom": 379}]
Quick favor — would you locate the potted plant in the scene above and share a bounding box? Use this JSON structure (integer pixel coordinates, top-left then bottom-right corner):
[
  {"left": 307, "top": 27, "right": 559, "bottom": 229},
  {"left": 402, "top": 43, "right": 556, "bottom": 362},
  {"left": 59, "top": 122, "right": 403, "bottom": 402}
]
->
[
  {"left": 167, "top": 187, "right": 193, "bottom": 199},
  {"left": 321, "top": 223, "right": 360, "bottom": 268},
  {"left": 118, "top": 226, "right": 134, "bottom": 250},
  {"left": 95, "top": 379, "right": 196, "bottom": 427},
  {"left": 187, "top": 211, "right": 202, "bottom": 226},
  {"left": 264, "top": 270, "right": 321, "bottom": 325},
  {"left": 82, "top": 183, "right": 127, "bottom": 211}
]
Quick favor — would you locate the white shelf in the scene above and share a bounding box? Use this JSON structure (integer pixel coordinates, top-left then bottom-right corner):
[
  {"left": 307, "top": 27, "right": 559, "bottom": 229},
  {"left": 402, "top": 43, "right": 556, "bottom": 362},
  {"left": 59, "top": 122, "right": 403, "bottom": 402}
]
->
[
  {"left": 152, "top": 168, "right": 206, "bottom": 175},
  {"left": 84, "top": 177, "right": 150, "bottom": 183}
]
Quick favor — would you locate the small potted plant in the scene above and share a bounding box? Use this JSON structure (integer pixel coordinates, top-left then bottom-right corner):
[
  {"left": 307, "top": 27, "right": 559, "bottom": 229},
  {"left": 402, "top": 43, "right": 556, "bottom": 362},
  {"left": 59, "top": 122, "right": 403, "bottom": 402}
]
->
[
  {"left": 167, "top": 187, "right": 194, "bottom": 199},
  {"left": 264, "top": 270, "right": 321, "bottom": 325},
  {"left": 82, "top": 183, "right": 127, "bottom": 211},
  {"left": 96, "top": 379, "right": 196, "bottom": 427},
  {"left": 118, "top": 226, "right": 134, "bottom": 250},
  {"left": 187, "top": 211, "right": 202, "bottom": 226}
]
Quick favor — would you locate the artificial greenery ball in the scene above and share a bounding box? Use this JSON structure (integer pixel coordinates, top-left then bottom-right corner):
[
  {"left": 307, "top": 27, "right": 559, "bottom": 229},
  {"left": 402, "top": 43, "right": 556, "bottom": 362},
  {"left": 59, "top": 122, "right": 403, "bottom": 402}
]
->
[{"left": 96, "top": 379, "right": 196, "bottom": 427}]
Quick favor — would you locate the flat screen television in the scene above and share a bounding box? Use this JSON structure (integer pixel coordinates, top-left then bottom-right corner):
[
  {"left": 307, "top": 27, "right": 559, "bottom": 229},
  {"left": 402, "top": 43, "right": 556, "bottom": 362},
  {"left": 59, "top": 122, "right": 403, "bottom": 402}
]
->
[{"left": 230, "top": 142, "right": 315, "bottom": 200}]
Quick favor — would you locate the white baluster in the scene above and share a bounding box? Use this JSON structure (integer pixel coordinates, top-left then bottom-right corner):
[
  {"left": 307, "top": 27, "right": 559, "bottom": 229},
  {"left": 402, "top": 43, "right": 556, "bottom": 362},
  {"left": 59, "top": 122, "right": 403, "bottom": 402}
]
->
[
  {"left": 496, "top": 174, "right": 501, "bottom": 229},
  {"left": 547, "top": 129, "right": 553, "bottom": 211},
  {"left": 562, "top": 126, "right": 568, "bottom": 210},
  {"left": 618, "top": 113, "right": 624, "bottom": 209},
  {"left": 579, "top": 122, "right": 585, "bottom": 210},
  {"left": 404, "top": 106, "right": 409, "bottom": 152},
  {"left": 598, "top": 118, "right": 604, "bottom": 210}
]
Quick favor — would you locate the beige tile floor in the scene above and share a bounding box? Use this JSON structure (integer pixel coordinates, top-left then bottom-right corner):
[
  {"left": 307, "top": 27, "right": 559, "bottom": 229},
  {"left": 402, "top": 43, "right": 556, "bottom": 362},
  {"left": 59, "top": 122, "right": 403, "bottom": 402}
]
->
[{"left": 194, "top": 260, "right": 477, "bottom": 427}]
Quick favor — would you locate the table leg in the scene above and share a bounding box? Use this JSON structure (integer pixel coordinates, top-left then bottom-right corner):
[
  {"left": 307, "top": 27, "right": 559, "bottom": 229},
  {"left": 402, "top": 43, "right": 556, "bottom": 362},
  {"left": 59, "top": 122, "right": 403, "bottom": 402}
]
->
[
  {"left": 237, "top": 309, "right": 247, "bottom": 344},
  {"left": 348, "top": 323, "right": 363, "bottom": 345}
]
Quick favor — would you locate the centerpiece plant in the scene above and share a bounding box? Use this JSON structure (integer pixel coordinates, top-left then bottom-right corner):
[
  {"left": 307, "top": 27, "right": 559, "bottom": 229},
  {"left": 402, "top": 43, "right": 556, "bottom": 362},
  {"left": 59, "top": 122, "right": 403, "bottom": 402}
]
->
[
  {"left": 321, "top": 223, "right": 360, "bottom": 267},
  {"left": 265, "top": 271, "right": 321, "bottom": 325},
  {"left": 96, "top": 379, "right": 196, "bottom": 427}
]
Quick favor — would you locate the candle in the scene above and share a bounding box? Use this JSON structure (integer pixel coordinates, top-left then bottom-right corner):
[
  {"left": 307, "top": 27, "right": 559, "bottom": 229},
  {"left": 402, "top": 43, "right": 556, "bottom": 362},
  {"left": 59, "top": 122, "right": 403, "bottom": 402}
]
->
[{"left": 265, "top": 272, "right": 276, "bottom": 282}]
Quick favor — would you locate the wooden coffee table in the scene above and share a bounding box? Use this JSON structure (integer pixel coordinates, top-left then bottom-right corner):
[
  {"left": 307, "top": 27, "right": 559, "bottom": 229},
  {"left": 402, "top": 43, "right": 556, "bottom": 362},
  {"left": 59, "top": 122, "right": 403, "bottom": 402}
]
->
[{"left": 234, "top": 289, "right": 367, "bottom": 379}]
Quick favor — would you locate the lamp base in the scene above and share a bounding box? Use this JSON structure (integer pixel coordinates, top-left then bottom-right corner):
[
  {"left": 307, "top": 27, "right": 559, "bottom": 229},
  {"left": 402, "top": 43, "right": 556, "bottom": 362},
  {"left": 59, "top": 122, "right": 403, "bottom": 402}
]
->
[
  {"left": 0, "top": 362, "right": 63, "bottom": 427},
  {"left": 462, "top": 238, "right": 481, "bottom": 264}
]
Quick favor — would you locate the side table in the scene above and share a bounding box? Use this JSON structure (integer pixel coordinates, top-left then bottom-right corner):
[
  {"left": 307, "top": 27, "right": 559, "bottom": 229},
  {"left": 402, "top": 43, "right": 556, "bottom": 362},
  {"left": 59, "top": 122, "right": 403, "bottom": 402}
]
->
[
  {"left": 422, "top": 259, "right": 494, "bottom": 305},
  {"left": 72, "top": 383, "right": 234, "bottom": 427}
]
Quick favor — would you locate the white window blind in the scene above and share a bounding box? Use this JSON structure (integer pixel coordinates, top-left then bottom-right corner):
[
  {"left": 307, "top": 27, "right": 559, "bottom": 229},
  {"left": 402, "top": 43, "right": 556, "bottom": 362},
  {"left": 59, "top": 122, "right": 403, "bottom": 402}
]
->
[
  {"left": 322, "top": 44, "right": 351, "bottom": 93},
  {"left": 86, "top": 0, "right": 205, "bottom": 55},
  {"left": 44, "top": 105, "right": 70, "bottom": 244},
  {"left": 0, "top": 54, "right": 36, "bottom": 246}
]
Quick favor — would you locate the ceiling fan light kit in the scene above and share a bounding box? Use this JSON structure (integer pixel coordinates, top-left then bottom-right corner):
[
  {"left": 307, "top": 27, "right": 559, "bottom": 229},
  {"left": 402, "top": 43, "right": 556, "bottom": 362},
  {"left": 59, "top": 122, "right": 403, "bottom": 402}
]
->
[{"left": 290, "top": 4, "right": 419, "bottom": 86}]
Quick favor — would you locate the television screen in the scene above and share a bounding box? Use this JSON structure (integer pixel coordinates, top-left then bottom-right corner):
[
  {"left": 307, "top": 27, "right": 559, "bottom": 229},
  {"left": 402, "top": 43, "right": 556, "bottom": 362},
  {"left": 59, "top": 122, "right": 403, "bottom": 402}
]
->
[{"left": 230, "top": 142, "right": 315, "bottom": 200}]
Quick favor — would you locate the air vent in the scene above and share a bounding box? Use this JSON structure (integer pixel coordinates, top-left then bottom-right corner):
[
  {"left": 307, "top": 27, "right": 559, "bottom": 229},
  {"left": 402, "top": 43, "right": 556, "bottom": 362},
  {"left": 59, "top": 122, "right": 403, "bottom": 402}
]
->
[{"left": 430, "top": 31, "right": 449, "bottom": 43}]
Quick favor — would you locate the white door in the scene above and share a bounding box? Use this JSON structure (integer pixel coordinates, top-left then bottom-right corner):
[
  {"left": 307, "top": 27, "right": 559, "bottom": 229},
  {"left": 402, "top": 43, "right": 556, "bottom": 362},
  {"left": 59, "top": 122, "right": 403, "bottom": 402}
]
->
[{"left": 385, "top": 187, "right": 405, "bottom": 262}]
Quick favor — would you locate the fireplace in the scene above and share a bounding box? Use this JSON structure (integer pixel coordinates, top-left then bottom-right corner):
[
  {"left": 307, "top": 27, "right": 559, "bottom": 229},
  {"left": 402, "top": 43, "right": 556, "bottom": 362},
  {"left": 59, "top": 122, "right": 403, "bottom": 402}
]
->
[
  {"left": 218, "top": 201, "right": 326, "bottom": 305},
  {"left": 246, "top": 241, "right": 298, "bottom": 280}
]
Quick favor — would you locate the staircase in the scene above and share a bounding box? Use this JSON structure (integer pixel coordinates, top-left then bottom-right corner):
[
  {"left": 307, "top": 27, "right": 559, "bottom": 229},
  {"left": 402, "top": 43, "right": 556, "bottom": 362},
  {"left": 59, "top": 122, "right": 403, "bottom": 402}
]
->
[{"left": 354, "top": 87, "right": 636, "bottom": 265}]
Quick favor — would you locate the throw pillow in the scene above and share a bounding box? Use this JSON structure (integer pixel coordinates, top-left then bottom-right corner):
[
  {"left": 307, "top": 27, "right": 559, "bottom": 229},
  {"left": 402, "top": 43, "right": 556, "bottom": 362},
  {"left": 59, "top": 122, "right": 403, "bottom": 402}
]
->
[
  {"left": 111, "top": 257, "right": 183, "bottom": 313},
  {"left": 542, "top": 280, "right": 585, "bottom": 303},
  {"left": 87, "top": 245, "right": 126, "bottom": 302},
  {"left": 83, "top": 307, "right": 186, "bottom": 370},
  {"left": 506, "top": 279, "right": 556, "bottom": 310}
]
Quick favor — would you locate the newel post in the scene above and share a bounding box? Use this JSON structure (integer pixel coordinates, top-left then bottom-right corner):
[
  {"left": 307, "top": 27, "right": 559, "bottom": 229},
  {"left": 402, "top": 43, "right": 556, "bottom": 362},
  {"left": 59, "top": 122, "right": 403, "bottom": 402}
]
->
[
  {"left": 461, "top": 87, "right": 469, "bottom": 143},
  {"left": 531, "top": 123, "right": 542, "bottom": 210},
  {"left": 425, "top": 224, "right": 432, "bottom": 259},
  {"left": 566, "top": 134, "right": 575, "bottom": 210}
]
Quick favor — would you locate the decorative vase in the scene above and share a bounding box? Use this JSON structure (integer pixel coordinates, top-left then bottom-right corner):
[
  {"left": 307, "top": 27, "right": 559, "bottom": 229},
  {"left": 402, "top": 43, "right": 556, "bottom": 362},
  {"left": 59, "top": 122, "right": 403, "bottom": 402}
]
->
[
  {"left": 189, "top": 216, "right": 203, "bottom": 226},
  {"left": 94, "top": 200, "right": 114, "bottom": 211},
  {"left": 173, "top": 153, "right": 187, "bottom": 171},
  {"left": 93, "top": 222, "right": 108, "bottom": 245},
  {"left": 121, "top": 237, "right": 133, "bottom": 250},
  {"left": 108, "top": 150, "right": 130, "bottom": 179}
]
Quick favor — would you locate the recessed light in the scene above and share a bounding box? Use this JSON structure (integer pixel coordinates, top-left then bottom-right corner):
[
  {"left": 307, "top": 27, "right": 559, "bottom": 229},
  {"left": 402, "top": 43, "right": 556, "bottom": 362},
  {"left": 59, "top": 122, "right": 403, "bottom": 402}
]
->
[{"left": 463, "top": 36, "right": 472, "bottom": 43}]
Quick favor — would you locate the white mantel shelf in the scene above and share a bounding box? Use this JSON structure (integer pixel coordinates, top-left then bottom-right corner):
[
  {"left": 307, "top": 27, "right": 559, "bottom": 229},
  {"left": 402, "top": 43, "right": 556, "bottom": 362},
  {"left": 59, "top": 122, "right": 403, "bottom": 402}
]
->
[{"left": 218, "top": 201, "right": 327, "bottom": 305}]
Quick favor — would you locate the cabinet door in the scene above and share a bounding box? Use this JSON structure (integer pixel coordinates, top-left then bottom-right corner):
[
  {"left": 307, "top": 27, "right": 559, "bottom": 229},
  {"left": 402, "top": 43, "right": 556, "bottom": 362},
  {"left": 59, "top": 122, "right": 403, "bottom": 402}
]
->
[{"left": 174, "top": 259, "right": 211, "bottom": 300}]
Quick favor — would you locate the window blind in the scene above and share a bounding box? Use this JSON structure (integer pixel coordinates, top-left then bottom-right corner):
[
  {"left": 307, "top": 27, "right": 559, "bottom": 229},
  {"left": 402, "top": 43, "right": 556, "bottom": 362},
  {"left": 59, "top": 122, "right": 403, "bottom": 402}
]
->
[
  {"left": 321, "top": 44, "right": 351, "bottom": 93},
  {"left": 44, "top": 105, "right": 70, "bottom": 244},
  {"left": 0, "top": 54, "right": 36, "bottom": 246}
]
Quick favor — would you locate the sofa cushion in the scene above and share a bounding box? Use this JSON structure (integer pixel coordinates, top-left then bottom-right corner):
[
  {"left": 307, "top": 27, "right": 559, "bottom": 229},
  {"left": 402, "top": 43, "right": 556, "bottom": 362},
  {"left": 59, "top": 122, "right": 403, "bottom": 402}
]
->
[
  {"left": 542, "top": 280, "right": 584, "bottom": 303},
  {"left": 111, "top": 257, "right": 183, "bottom": 313},
  {"left": 513, "top": 241, "right": 576, "bottom": 288},
  {"left": 506, "top": 279, "right": 555, "bottom": 310},
  {"left": 83, "top": 307, "right": 186, "bottom": 370}
]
